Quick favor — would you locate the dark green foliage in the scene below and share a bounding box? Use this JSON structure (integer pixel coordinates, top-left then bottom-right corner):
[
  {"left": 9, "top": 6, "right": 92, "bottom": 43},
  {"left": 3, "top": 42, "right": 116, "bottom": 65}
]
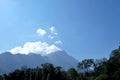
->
[
  {"left": 0, "top": 63, "right": 71, "bottom": 80},
  {"left": 77, "top": 59, "right": 94, "bottom": 73},
  {"left": 76, "top": 46, "right": 120, "bottom": 80},
  {"left": 67, "top": 68, "right": 78, "bottom": 80},
  {"left": 0, "top": 46, "right": 120, "bottom": 80}
]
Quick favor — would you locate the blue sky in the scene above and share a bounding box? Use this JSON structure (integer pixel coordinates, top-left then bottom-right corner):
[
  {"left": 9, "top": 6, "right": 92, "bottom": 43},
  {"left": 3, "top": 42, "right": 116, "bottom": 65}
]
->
[{"left": 0, "top": 0, "right": 120, "bottom": 60}]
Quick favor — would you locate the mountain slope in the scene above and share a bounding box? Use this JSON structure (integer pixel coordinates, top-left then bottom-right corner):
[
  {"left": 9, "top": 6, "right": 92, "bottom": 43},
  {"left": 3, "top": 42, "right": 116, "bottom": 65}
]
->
[
  {"left": 46, "top": 51, "right": 78, "bottom": 69},
  {"left": 0, "top": 52, "right": 46, "bottom": 74},
  {"left": 0, "top": 51, "right": 78, "bottom": 74}
]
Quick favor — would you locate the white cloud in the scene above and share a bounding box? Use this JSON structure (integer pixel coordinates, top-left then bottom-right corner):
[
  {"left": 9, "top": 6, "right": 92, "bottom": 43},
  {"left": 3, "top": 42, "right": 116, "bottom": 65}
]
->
[
  {"left": 50, "top": 27, "right": 54, "bottom": 33},
  {"left": 9, "top": 41, "right": 61, "bottom": 55},
  {"left": 48, "top": 27, "right": 58, "bottom": 39},
  {"left": 50, "top": 27, "right": 58, "bottom": 35},
  {"left": 48, "top": 35, "right": 54, "bottom": 39},
  {"left": 9, "top": 26, "right": 63, "bottom": 55},
  {"left": 36, "top": 28, "right": 46, "bottom": 36},
  {"left": 54, "top": 40, "right": 62, "bottom": 45}
]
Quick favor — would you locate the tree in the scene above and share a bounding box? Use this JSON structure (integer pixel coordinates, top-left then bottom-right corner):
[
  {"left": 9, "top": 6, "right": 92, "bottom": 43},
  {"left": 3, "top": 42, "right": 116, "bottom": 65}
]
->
[
  {"left": 106, "top": 46, "right": 120, "bottom": 79},
  {"left": 77, "top": 62, "right": 83, "bottom": 72},
  {"left": 41, "top": 63, "right": 55, "bottom": 80},
  {"left": 67, "top": 68, "right": 78, "bottom": 80},
  {"left": 78, "top": 59, "right": 94, "bottom": 73},
  {"left": 54, "top": 66, "right": 62, "bottom": 80}
]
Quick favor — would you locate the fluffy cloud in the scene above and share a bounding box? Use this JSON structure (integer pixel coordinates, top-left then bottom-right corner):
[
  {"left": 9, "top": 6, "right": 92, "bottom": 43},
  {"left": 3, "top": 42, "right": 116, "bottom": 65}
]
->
[
  {"left": 9, "top": 41, "right": 61, "bottom": 55},
  {"left": 54, "top": 40, "right": 62, "bottom": 45},
  {"left": 9, "top": 26, "right": 63, "bottom": 55},
  {"left": 36, "top": 28, "right": 46, "bottom": 36}
]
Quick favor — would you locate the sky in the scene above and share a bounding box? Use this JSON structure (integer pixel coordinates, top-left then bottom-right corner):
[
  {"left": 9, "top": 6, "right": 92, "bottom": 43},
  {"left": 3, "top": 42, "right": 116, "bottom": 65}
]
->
[{"left": 0, "top": 0, "right": 120, "bottom": 60}]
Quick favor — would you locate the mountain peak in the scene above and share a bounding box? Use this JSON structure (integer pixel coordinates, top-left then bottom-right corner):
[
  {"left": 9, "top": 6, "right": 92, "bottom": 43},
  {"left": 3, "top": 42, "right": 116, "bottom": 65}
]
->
[{"left": 1, "top": 52, "right": 12, "bottom": 55}]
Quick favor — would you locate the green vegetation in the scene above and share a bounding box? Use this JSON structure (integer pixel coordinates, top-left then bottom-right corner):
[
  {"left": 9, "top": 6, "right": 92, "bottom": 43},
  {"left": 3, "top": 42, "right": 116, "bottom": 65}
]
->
[{"left": 0, "top": 46, "right": 120, "bottom": 80}]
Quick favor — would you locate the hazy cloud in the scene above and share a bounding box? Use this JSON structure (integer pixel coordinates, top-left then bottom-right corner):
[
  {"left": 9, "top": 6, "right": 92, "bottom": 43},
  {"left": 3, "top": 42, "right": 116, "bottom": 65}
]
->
[
  {"left": 9, "top": 41, "right": 61, "bottom": 55},
  {"left": 36, "top": 28, "right": 46, "bottom": 36},
  {"left": 50, "top": 26, "right": 58, "bottom": 35},
  {"left": 50, "top": 27, "right": 54, "bottom": 33},
  {"left": 54, "top": 40, "right": 62, "bottom": 45},
  {"left": 48, "top": 27, "right": 58, "bottom": 39},
  {"left": 48, "top": 35, "right": 54, "bottom": 39}
]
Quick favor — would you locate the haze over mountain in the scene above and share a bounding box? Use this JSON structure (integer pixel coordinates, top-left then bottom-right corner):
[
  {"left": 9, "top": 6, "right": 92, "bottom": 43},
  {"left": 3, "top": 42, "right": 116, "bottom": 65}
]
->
[{"left": 0, "top": 50, "right": 78, "bottom": 74}]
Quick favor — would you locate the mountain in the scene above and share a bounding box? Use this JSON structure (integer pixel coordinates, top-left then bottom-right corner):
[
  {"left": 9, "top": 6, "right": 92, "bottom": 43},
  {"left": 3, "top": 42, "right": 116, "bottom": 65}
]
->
[
  {"left": 0, "top": 51, "right": 78, "bottom": 74},
  {"left": 46, "top": 51, "right": 78, "bottom": 69}
]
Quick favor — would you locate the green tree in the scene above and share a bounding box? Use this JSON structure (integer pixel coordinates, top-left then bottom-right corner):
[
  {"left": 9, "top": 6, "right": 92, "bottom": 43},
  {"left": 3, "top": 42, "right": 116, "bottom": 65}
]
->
[
  {"left": 41, "top": 63, "right": 55, "bottom": 80},
  {"left": 54, "top": 66, "right": 62, "bottom": 80},
  {"left": 67, "top": 68, "right": 78, "bottom": 80},
  {"left": 78, "top": 59, "right": 94, "bottom": 73},
  {"left": 106, "top": 46, "right": 120, "bottom": 79}
]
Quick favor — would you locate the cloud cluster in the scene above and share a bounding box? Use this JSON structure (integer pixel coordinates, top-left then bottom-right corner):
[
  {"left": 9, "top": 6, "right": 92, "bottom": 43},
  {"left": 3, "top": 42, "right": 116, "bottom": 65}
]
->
[
  {"left": 48, "top": 26, "right": 58, "bottom": 39},
  {"left": 54, "top": 40, "right": 62, "bottom": 45},
  {"left": 9, "top": 26, "right": 63, "bottom": 55},
  {"left": 50, "top": 27, "right": 58, "bottom": 35},
  {"left": 36, "top": 27, "right": 60, "bottom": 41},
  {"left": 9, "top": 41, "right": 61, "bottom": 55},
  {"left": 36, "top": 28, "right": 46, "bottom": 36},
  {"left": 48, "top": 35, "right": 54, "bottom": 39}
]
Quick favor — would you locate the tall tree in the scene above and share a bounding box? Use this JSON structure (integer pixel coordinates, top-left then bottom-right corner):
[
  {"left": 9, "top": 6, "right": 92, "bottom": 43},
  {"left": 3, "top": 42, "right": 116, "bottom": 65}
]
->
[
  {"left": 67, "top": 68, "right": 78, "bottom": 80},
  {"left": 41, "top": 63, "right": 55, "bottom": 80},
  {"left": 78, "top": 59, "right": 94, "bottom": 73}
]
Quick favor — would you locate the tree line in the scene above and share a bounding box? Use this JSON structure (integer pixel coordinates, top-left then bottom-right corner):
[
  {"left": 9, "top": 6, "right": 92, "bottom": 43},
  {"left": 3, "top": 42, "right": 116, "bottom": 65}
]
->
[{"left": 0, "top": 46, "right": 120, "bottom": 80}]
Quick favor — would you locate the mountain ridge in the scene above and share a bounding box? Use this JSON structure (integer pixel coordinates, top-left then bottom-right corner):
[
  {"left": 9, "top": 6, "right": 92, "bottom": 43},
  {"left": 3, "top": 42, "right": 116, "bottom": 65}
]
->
[{"left": 0, "top": 50, "right": 78, "bottom": 74}]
